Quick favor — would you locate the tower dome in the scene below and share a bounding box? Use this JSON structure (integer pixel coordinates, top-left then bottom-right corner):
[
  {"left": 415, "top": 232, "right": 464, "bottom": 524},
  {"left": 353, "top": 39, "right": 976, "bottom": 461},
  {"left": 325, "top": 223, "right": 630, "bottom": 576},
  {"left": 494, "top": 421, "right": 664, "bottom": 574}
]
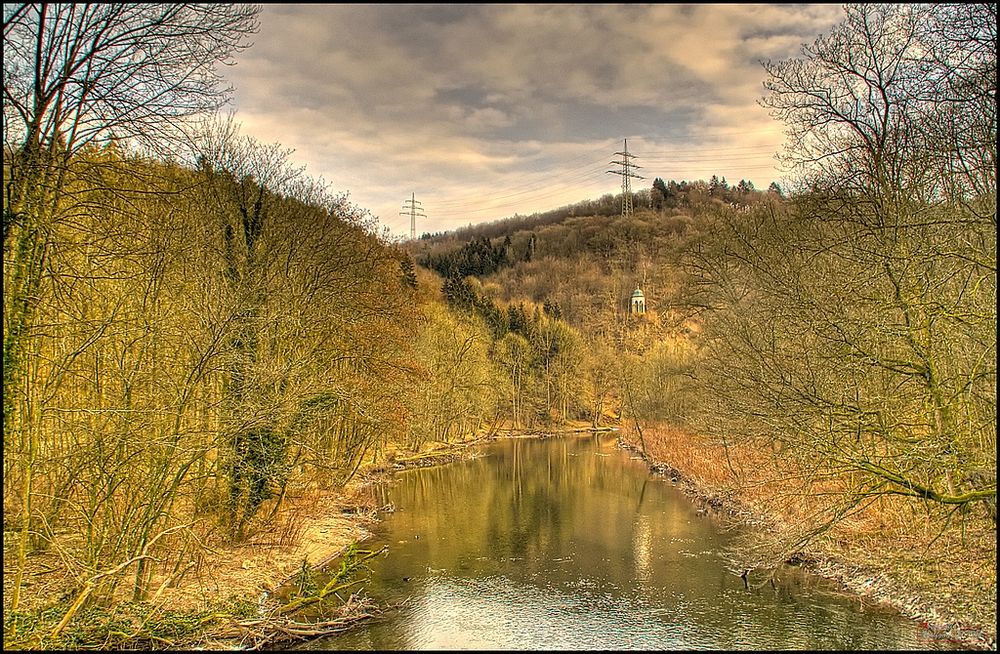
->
[{"left": 630, "top": 287, "right": 646, "bottom": 315}]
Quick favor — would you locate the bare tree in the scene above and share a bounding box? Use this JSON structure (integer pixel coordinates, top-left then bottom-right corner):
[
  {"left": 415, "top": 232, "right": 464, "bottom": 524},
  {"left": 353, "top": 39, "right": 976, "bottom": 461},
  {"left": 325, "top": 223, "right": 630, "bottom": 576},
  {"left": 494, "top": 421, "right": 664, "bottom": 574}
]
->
[
  {"left": 676, "top": 4, "right": 996, "bottom": 562},
  {"left": 2, "top": 3, "right": 260, "bottom": 169},
  {"left": 190, "top": 116, "right": 425, "bottom": 535},
  {"left": 2, "top": 2, "right": 259, "bottom": 610},
  {"left": 4, "top": 2, "right": 259, "bottom": 425},
  {"left": 761, "top": 3, "right": 995, "bottom": 215}
]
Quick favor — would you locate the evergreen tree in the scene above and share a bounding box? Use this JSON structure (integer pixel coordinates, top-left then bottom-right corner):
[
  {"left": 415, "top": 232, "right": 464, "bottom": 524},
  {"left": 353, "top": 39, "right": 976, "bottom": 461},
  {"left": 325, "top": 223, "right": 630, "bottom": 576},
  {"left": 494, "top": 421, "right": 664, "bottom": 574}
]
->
[{"left": 399, "top": 253, "right": 418, "bottom": 289}]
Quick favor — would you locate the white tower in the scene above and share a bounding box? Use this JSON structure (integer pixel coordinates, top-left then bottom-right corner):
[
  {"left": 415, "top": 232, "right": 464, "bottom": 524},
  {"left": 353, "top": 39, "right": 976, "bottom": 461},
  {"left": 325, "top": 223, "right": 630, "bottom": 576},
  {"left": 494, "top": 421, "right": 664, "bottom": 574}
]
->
[{"left": 630, "top": 287, "right": 646, "bottom": 315}]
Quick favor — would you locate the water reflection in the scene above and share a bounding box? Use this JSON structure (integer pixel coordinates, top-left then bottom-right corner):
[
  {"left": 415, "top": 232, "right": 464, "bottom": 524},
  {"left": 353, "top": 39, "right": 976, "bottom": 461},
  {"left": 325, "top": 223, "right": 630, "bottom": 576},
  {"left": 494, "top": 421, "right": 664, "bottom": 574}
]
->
[{"left": 301, "top": 435, "right": 948, "bottom": 650}]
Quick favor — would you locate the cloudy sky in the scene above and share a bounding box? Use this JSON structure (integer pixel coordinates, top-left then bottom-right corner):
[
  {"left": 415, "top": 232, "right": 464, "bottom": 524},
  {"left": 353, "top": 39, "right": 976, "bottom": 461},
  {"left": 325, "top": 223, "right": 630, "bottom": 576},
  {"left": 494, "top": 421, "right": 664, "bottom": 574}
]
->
[{"left": 223, "top": 4, "right": 845, "bottom": 239}]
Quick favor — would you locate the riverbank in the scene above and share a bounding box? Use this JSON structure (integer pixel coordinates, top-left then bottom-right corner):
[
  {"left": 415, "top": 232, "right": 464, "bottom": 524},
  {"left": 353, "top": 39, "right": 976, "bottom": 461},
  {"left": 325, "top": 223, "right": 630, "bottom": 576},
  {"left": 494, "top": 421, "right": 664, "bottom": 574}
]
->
[
  {"left": 1, "top": 433, "right": 499, "bottom": 650},
  {"left": 1, "top": 484, "right": 379, "bottom": 649},
  {"left": 615, "top": 426, "right": 997, "bottom": 651},
  {"left": 9, "top": 424, "right": 991, "bottom": 650}
]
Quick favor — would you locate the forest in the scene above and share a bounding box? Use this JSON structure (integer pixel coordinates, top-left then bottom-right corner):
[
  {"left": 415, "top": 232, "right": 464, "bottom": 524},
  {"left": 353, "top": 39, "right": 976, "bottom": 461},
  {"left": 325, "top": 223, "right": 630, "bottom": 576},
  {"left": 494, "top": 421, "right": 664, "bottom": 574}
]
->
[{"left": 3, "top": 2, "right": 995, "bottom": 650}]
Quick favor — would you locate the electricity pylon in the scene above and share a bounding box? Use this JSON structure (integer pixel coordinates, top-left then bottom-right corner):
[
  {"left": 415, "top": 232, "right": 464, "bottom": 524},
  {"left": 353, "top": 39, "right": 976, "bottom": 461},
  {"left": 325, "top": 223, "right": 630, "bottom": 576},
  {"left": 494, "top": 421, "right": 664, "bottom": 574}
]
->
[
  {"left": 400, "top": 192, "right": 426, "bottom": 240},
  {"left": 607, "top": 139, "right": 644, "bottom": 219}
]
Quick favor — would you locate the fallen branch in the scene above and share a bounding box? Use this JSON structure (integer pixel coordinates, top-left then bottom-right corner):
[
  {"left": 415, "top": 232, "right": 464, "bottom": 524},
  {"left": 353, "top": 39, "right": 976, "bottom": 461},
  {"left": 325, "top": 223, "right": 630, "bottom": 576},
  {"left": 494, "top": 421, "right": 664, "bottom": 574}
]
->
[
  {"left": 217, "top": 595, "right": 377, "bottom": 650},
  {"left": 277, "top": 545, "right": 386, "bottom": 616}
]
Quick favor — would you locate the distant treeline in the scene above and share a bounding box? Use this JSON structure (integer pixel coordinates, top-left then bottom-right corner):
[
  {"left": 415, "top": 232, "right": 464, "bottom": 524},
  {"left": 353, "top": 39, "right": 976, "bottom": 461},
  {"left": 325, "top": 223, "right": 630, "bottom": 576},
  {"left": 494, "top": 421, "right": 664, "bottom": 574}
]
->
[{"left": 417, "top": 174, "right": 780, "bottom": 244}]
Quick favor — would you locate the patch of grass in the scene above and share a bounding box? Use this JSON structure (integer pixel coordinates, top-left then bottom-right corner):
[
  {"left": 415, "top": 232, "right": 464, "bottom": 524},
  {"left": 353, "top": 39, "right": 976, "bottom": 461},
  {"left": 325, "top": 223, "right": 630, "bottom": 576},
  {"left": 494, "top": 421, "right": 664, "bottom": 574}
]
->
[{"left": 3, "top": 595, "right": 258, "bottom": 650}]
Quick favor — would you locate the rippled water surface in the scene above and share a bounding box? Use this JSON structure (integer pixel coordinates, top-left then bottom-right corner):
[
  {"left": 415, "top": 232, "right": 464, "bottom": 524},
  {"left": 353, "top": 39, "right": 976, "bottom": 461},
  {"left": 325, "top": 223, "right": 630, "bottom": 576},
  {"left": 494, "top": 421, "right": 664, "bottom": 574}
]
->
[{"left": 301, "top": 434, "right": 950, "bottom": 650}]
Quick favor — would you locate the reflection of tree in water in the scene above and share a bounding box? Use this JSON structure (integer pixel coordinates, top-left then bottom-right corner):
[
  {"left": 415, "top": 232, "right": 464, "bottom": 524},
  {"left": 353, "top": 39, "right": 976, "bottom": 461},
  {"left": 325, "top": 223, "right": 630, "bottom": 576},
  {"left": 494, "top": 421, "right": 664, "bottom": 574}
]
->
[
  {"left": 382, "top": 437, "right": 715, "bottom": 589},
  {"left": 350, "top": 437, "right": 930, "bottom": 650}
]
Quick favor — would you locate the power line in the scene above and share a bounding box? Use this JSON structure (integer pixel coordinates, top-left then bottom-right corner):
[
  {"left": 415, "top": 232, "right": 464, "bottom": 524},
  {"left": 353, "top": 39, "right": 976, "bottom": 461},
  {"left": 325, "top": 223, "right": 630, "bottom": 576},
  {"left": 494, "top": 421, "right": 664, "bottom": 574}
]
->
[
  {"left": 431, "top": 169, "right": 613, "bottom": 217},
  {"left": 402, "top": 143, "right": 788, "bottom": 227},
  {"left": 639, "top": 154, "right": 779, "bottom": 164},
  {"left": 635, "top": 144, "right": 779, "bottom": 156},
  {"left": 399, "top": 192, "right": 426, "bottom": 240},
  {"left": 429, "top": 144, "right": 778, "bottom": 209},
  {"left": 607, "top": 138, "right": 644, "bottom": 219},
  {"left": 430, "top": 163, "right": 785, "bottom": 218},
  {"left": 430, "top": 147, "right": 615, "bottom": 207}
]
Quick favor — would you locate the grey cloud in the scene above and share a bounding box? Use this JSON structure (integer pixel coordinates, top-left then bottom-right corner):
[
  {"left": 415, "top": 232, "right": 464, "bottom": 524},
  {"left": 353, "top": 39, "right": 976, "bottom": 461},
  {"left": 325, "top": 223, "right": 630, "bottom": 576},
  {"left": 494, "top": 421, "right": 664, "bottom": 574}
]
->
[{"left": 223, "top": 4, "right": 845, "bottom": 235}]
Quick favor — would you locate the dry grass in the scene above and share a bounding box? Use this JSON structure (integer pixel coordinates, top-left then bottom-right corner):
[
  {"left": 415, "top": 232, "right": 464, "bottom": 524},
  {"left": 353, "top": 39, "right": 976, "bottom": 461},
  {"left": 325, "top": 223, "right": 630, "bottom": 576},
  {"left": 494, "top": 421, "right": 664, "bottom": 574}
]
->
[
  {"left": 2, "top": 482, "right": 377, "bottom": 624},
  {"left": 621, "top": 422, "right": 997, "bottom": 646},
  {"left": 150, "top": 488, "right": 378, "bottom": 614}
]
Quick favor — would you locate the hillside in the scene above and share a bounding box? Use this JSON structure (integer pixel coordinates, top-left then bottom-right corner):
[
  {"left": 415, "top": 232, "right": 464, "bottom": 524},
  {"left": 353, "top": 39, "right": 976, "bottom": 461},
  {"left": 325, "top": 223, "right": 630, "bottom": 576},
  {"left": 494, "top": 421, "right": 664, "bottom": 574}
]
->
[
  {"left": 4, "top": 2, "right": 993, "bottom": 649},
  {"left": 404, "top": 180, "right": 772, "bottom": 334}
]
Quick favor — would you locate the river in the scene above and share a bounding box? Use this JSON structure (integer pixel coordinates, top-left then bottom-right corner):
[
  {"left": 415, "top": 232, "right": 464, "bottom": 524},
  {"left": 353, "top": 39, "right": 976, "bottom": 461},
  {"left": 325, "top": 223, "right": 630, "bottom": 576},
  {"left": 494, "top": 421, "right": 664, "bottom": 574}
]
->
[{"left": 298, "top": 433, "right": 953, "bottom": 650}]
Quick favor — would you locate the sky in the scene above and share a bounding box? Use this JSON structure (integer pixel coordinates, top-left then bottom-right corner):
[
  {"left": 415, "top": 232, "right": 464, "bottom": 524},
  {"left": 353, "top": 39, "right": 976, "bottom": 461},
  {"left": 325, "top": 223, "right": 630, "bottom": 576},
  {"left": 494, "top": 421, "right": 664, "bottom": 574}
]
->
[{"left": 223, "top": 4, "right": 846, "bottom": 240}]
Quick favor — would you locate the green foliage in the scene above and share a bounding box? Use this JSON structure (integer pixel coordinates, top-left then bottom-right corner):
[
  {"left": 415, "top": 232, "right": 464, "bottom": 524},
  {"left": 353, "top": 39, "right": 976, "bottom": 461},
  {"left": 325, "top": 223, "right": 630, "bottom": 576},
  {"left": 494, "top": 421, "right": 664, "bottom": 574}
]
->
[
  {"left": 3, "top": 597, "right": 255, "bottom": 650},
  {"left": 420, "top": 234, "right": 514, "bottom": 279},
  {"left": 277, "top": 544, "right": 385, "bottom": 618},
  {"left": 650, "top": 177, "right": 671, "bottom": 210},
  {"left": 293, "top": 558, "right": 319, "bottom": 598},
  {"left": 226, "top": 428, "right": 289, "bottom": 528},
  {"left": 399, "top": 253, "right": 419, "bottom": 289}
]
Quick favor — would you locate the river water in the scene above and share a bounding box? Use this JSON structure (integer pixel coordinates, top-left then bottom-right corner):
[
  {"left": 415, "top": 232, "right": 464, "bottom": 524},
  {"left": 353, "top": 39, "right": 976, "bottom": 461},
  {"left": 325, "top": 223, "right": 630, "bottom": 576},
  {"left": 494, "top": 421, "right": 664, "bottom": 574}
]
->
[{"left": 300, "top": 434, "right": 951, "bottom": 650}]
